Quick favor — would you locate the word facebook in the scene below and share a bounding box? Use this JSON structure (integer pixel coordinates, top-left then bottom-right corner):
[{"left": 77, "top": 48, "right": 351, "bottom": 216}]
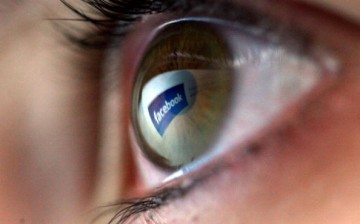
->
[
  {"left": 148, "top": 84, "right": 188, "bottom": 136},
  {"left": 154, "top": 93, "right": 183, "bottom": 124}
]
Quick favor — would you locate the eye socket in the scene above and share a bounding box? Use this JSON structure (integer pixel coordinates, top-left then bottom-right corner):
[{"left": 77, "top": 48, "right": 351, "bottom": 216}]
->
[{"left": 130, "top": 17, "right": 337, "bottom": 174}]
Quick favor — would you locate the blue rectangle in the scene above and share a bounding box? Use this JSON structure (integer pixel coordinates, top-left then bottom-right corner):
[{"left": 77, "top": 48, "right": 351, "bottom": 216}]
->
[{"left": 148, "top": 84, "right": 188, "bottom": 136}]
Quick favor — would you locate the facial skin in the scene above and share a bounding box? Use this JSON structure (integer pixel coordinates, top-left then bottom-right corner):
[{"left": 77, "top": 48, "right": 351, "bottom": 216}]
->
[{"left": 0, "top": 0, "right": 359, "bottom": 224}]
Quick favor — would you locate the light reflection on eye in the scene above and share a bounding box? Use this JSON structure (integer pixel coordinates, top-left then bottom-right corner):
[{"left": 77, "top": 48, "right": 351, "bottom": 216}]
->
[{"left": 130, "top": 18, "right": 337, "bottom": 182}]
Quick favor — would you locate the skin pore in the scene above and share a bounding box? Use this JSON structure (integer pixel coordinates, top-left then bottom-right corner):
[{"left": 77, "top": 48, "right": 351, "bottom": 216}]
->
[{"left": 0, "top": 0, "right": 359, "bottom": 224}]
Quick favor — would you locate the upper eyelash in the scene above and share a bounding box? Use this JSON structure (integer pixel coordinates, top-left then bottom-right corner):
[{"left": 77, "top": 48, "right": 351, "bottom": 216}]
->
[
  {"left": 60, "top": 0, "right": 292, "bottom": 50},
  {"left": 59, "top": 0, "right": 193, "bottom": 48}
]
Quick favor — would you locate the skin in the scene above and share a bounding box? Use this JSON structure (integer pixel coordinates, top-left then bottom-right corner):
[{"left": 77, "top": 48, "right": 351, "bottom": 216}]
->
[{"left": 0, "top": 0, "right": 359, "bottom": 224}]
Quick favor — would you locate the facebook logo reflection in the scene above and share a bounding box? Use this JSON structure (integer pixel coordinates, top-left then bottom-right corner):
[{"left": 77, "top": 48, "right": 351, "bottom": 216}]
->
[{"left": 148, "top": 84, "right": 188, "bottom": 136}]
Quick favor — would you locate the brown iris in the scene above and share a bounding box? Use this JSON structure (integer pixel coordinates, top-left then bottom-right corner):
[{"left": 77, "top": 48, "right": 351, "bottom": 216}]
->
[{"left": 132, "top": 20, "right": 235, "bottom": 169}]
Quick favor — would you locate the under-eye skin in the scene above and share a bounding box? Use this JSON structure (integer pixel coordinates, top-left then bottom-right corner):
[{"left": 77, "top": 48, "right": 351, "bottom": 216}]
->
[{"left": 61, "top": 0, "right": 351, "bottom": 223}]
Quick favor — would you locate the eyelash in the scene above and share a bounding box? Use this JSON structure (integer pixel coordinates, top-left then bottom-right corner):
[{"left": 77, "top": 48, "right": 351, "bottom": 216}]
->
[
  {"left": 60, "top": 0, "right": 194, "bottom": 48},
  {"left": 102, "top": 183, "right": 193, "bottom": 224},
  {"left": 92, "top": 162, "right": 223, "bottom": 224},
  {"left": 60, "top": 0, "right": 301, "bottom": 50}
]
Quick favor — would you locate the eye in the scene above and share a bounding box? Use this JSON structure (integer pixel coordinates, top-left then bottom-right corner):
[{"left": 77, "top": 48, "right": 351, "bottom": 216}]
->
[{"left": 127, "top": 13, "right": 338, "bottom": 183}]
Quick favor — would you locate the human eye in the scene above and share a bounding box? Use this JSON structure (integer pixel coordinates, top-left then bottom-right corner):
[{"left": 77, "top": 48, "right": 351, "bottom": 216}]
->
[
  {"left": 62, "top": 0, "right": 360, "bottom": 223},
  {"left": 129, "top": 15, "right": 336, "bottom": 172}
]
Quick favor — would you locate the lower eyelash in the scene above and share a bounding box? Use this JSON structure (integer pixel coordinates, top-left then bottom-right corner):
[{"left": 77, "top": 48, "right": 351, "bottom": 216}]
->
[
  {"left": 90, "top": 162, "right": 223, "bottom": 224},
  {"left": 96, "top": 182, "right": 193, "bottom": 224},
  {"left": 108, "top": 187, "right": 187, "bottom": 224}
]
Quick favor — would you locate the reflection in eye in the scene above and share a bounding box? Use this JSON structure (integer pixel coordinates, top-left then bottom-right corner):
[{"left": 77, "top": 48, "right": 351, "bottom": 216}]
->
[
  {"left": 131, "top": 18, "right": 335, "bottom": 173},
  {"left": 133, "top": 21, "right": 234, "bottom": 169}
]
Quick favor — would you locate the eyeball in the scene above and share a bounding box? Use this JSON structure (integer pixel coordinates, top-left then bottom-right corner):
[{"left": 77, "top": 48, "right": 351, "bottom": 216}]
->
[{"left": 131, "top": 17, "right": 332, "bottom": 171}]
